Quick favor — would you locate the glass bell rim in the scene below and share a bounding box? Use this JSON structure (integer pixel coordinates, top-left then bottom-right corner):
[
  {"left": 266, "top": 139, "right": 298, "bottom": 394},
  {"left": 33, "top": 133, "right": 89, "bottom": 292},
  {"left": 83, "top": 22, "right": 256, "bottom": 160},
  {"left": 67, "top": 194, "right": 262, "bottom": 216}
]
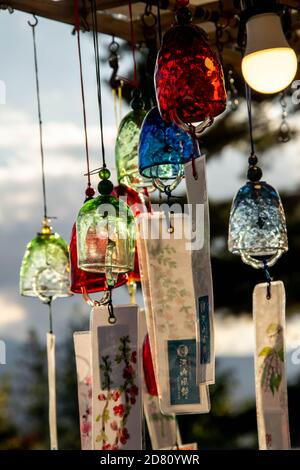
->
[
  {"left": 139, "top": 162, "right": 185, "bottom": 179},
  {"left": 70, "top": 278, "right": 127, "bottom": 294},
  {"left": 20, "top": 289, "right": 72, "bottom": 299},
  {"left": 78, "top": 264, "right": 134, "bottom": 273}
]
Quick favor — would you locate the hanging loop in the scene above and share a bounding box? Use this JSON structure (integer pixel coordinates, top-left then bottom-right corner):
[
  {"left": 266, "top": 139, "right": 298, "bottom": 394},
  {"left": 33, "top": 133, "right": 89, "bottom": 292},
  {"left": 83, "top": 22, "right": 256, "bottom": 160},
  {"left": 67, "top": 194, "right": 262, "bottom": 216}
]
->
[
  {"left": 81, "top": 287, "right": 111, "bottom": 307},
  {"left": 263, "top": 258, "right": 272, "bottom": 300},
  {"left": 107, "top": 290, "right": 116, "bottom": 324},
  {"left": 28, "top": 14, "right": 38, "bottom": 28}
]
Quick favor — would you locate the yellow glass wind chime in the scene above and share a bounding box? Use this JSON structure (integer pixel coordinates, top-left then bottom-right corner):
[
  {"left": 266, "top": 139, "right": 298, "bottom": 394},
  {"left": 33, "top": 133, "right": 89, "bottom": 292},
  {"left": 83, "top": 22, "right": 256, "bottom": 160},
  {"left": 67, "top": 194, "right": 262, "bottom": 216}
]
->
[{"left": 19, "top": 15, "right": 71, "bottom": 450}]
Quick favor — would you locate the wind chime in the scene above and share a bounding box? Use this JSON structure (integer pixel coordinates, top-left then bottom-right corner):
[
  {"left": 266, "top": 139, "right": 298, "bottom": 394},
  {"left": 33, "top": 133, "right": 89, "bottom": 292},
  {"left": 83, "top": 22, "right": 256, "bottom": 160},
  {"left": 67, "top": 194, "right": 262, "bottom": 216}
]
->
[
  {"left": 135, "top": 0, "right": 222, "bottom": 424},
  {"left": 228, "top": 84, "right": 290, "bottom": 450},
  {"left": 70, "top": 0, "right": 127, "bottom": 307},
  {"left": 138, "top": 0, "right": 226, "bottom": 200},
  {"left": 19, "top": 15, "right": 71, "bottom": 450},
  {"left": 74, "top": 0, "right": 142, "bottom": 451}
]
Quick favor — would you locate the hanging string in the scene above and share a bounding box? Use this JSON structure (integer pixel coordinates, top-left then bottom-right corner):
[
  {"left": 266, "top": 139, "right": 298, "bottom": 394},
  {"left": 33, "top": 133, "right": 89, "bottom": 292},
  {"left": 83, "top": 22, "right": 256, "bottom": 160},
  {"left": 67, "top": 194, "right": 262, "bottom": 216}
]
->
[
  {"left": 74, "top": 0, "right": 91, "bottom": 187},
  {"left": 48, "top": 299, "right": 53, "bottom": 334},
  {"left": 245, "top": 83, "right": 263, "bottom": 183},
  {"left": 128, "top": 0, "right": 138, "bottom": 88},
  {"left": 90, "top": 0, "right": 106, "bottom": 168},
  {"left": 28, "top": 16, "right": 48, "bottom": 220},
  {"left": 157, "top": 0, "right": 162, "bottom": 46},
  {"left": 245, "top": 84, "right": 255, "bottom": 156}
]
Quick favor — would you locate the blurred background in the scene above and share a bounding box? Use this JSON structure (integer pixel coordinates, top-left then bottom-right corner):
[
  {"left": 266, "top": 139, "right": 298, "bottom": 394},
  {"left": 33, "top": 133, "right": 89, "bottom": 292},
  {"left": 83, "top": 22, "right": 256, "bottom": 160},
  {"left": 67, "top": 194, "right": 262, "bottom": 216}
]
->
[{"left": 1, "top": 9, "right": 300, "bottom": 449}]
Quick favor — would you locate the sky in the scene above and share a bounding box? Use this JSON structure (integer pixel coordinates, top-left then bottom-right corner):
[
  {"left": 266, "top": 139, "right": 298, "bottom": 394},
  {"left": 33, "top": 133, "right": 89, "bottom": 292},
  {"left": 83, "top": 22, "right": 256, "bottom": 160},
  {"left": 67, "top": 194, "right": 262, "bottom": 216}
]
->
[{"left": 1, "top": 8, "right": 300, "bottom": 375}]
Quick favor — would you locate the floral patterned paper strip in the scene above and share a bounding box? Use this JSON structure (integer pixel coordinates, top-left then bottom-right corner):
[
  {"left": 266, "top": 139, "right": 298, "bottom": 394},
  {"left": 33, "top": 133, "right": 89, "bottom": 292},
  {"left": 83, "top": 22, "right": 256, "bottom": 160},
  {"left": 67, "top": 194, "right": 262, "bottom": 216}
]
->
[
  {"left": 74, "top": 331, "right": 92, "bottom": 450},
  {"left": 160, "top": 443, "right": 198, "bottom": 450},
  {"left": 253, "top": 281, "right": 290, "bottom": 450},
  {"left": 90, "top": 305, "right": 142, "bottom": 450},
  {"left": 47, "top": 332, "right": 58, "bottom": 450},
  {"left": 140, "top": 308, "right": 179, "bottom": 450},
  {"left": 185, "top": 155, "right": 215, "bottom": 385},
  {"left": 137, "top": 212, "right": 210, "bottom": 415}
]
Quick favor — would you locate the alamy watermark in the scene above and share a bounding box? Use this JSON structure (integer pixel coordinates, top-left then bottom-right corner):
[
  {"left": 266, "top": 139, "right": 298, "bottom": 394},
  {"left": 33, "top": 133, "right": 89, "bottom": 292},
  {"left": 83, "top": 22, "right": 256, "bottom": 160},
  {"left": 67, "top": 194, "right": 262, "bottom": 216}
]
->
[{"left": 95, "top": 198, "right": 205, "bottom": 251}]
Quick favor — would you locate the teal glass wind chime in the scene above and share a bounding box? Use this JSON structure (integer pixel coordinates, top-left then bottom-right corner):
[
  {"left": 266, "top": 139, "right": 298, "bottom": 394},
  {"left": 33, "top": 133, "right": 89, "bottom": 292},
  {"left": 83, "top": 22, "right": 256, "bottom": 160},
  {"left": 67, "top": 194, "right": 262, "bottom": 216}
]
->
[
  {"left": 228, "top": 84, "right": 288, "bottom": 289},
  {"left": 19, "top": 16, "right": 71, "bottom": 451},
  {"left": 75, "top": 0, "right": 135, "bottom": 322}
]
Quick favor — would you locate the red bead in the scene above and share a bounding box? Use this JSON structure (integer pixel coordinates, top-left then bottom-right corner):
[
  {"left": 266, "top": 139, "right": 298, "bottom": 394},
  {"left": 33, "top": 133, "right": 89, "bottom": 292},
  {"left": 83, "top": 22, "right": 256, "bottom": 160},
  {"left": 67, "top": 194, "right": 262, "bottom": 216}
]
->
[
  {"left": 176, "top": 0, "right": 189, "bottom": 7},
  {"left": 142, "top": 334, "right": 158, "bottom": 396},
  {"left": 85, "top": 186, "right": 95, "bottom": 198},
  {"left": 70, "top": 223, "right": 127, "bottom": 294},
  {"left": 155, "top": 23, "right": 226, "bottom": 124}
]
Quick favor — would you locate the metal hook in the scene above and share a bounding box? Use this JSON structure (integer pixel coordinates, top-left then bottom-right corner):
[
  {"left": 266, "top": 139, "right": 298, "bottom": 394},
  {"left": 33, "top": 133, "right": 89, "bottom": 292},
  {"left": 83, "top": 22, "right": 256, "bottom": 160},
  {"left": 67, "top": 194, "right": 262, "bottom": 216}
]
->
[{"left": 28, "top": 14, "right": 38, "bottom": 28}]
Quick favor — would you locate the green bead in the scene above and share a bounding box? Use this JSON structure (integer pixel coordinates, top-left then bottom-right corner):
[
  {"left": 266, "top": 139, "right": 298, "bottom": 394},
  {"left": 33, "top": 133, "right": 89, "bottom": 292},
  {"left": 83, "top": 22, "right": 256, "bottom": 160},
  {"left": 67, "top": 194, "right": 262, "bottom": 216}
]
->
[
  {"left": 98, "top": 179, "right": 113, "bottom": 195},
  {"left": 99, "top": 167, "right": 111, "bottom": 180}
]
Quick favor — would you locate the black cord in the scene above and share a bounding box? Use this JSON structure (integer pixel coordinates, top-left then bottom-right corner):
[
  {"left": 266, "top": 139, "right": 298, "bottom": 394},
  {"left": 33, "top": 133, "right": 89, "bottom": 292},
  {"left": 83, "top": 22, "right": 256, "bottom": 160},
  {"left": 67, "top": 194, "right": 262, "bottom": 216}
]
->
[
  {"left": 29, "top": 18, "right": 48, "bottom": 219},
  {"left": 245, "top": 83, "right": 255, "bottom": 156},
  {"left": 90, "top": 0, "right": 106, "bottom": 168},
  {"left": 157, "top": 0, "right": 162, "bottom": 46}
]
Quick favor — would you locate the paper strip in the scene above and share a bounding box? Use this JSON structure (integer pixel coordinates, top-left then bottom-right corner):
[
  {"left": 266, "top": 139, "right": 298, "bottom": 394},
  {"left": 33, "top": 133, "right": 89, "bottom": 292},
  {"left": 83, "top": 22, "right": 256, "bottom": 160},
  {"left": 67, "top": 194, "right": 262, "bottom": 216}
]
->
[
  {"left": 47, "top": 332, "right": 58, "bottom": 450},
  {"left": 253, "top": 281, "right": 290, "bottom": 450},
  {"left": 137, "top": 212, "right": 210, "bottom": 414},
  {"left": 74, "top": 331, "right": 92, "bottom": 450},
  {"left": 90, "top": 305, "right": 142, "bottom": 450},
  {"left": 140, "top": 308, "right": 179, "bottom": 450},
  {"left": 185, "top": 155, "right": 215, "bottom": 384}
]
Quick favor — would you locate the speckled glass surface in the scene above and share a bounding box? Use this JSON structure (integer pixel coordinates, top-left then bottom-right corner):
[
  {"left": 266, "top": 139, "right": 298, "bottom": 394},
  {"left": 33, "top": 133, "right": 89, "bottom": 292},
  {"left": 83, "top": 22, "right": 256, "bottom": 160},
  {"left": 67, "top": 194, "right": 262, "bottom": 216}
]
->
[
  {"left": 20, "top": 231, "right": 71, "bottom": 302},
  {"left": 76, "top": 195, "right": 135, "bottom": 286},
  {"left": 154, "top": 23, "right": 226, "bottom": 124},
  {"left": 138, "top": 107, "right": 194, "bottom": 179},
  {"left": 115, "top": 109, "right": 155, "bottom": 192},
  {"left": 228, "top": 181, "right": 288, "bottom": 267}
]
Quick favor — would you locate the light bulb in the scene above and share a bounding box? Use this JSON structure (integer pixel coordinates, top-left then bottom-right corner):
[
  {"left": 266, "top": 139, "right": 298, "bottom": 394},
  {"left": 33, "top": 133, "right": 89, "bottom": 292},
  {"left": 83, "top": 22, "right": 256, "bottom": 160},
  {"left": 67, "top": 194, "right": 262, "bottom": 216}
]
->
[{"left": 242, "top": 13, "right": 297, "bottom": 94}]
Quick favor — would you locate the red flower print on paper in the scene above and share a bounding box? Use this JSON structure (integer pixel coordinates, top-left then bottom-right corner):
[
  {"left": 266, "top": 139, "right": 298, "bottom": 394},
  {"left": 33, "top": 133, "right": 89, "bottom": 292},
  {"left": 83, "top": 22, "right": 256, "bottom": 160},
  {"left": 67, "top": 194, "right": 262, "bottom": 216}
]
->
[
  {"left": 81, "top": 420, "right": 92, "bottom": 436},
  {"left": 102, "top": 443, "right": 112, "bottom": 450},
  {"left": 119, "top": 427, "right": 130, "bottom": 445},
  {"left": 111, "top": 390, "right": 121, "bottom": 402},
  {"left": 123, "top": 365, "right": 134, "bottom": 380},
  {"left": 128, "top": 385, "right": 139, "bottom": 397},
  {"left": 130, "top": 351, "right": 137, "bottom": 364},
  {"left": 110, "top": 420, "right": 118, "bottom": 431},
  {"left": 113, "top": 404, "right": 125, "bottom": 417},
  {"left": 96, "top": 335, "right": 139, "bottom": 450}
]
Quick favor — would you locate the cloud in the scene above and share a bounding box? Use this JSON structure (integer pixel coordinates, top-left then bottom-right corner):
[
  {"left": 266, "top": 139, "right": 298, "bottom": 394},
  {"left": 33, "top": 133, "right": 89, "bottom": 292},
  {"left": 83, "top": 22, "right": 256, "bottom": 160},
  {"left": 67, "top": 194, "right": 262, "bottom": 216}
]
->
[
  {"left": 0, "top": 293, "right": 26, "bottom": 328},
  {"left": 0, "top": 107, "right": 119, "bottom": 227}
]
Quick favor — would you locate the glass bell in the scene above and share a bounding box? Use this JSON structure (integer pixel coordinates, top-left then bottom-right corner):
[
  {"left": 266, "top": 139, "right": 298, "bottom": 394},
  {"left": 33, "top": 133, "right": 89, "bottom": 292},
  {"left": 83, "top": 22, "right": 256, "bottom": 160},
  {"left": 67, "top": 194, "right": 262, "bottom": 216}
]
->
[
  {"left": 143, "top": 334, "right": 158, "bottom": 396},
  {"left": 138, "top": 106, "right": 194, "bottom": 181},
  {"left": 114, "top": 185, "right": 146, "bottom": 302},
  {"left": 76, "top": 173, "right": 136, "bottom": 287},
  {"left": 70, "top": 223, "right": 127, "bottom": 294},
  {"left": 115, "top": 91, "right": 155, "bottom": 193},
  {"left": 20, "top": 218, "right": 71, "bottom": 303},
  {"left": 154, "top": 6, "right": 226, "bottom": 127},
  {"left": 228, "top": 181, "right": 288, "bottom": 268}
]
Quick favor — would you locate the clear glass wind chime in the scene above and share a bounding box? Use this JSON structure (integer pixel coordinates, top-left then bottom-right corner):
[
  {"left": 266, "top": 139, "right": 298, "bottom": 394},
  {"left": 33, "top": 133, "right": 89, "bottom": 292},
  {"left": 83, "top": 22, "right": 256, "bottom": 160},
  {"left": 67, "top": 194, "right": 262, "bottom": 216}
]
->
[
  {"left": 228, "top": 85, "right": 288, "bottom": 277},
  {"left": 19, "top": 15, "right": 71, "bottom": 451},
  {"left": 75, "top": 0, "right": 135, "bottom": 321},
  {"left": 70, "top": 0, "right": 127, "bottom": 307}
]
